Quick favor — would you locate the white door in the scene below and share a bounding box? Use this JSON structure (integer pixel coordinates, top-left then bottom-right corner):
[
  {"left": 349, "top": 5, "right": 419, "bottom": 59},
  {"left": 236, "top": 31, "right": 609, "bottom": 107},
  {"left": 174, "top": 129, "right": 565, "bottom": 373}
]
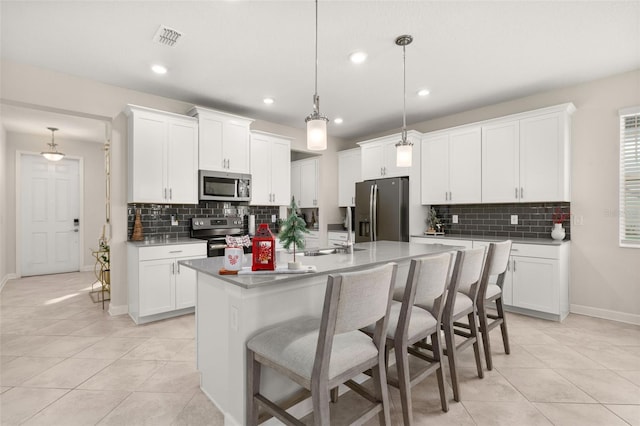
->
[
  {"left": 448, "top": 127, "right": 482, "bottom": 204},
  {"left": 482, "top": 120, "right": 520, "bottom": 203},
  {"left": 360, "top": 143, "right": 383, "bottom": 180},
  {"left": 250, "top": 134, "right": 273, "bottom": 205},
  {"left": 167, "top": 118, "right": 198, "bottom": 204},
  {"left": 21, "top": 154, "right": 80, "bottom": 276},
  {"left": 421, "top": 134, "right": 449, "bottom": 204},
  {"left": 270, "top": 139, "right": 291, "bottom": 206},
  {"left": 299, "top": 159, "right": 317, "bottom": 208}
]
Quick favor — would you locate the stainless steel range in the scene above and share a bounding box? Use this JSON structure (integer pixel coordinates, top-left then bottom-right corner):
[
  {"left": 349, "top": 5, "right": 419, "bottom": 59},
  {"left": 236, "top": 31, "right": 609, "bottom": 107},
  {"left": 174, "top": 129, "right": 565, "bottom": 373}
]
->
[{"left": 190, "top": 216, "right": 246, "bottom": 257}]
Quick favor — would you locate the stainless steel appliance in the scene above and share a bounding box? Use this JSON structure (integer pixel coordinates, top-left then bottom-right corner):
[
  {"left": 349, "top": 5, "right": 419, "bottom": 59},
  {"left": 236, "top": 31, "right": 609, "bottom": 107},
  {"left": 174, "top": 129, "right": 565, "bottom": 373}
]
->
[
  {"left": 190, "top": 216, "right": 246, "bottom": 257},
  {"left": 355, "top": 177, "right": 409, "bottom": 243},
  {"left": 199, "top": 170, "right": 251, "bottom": 202}
]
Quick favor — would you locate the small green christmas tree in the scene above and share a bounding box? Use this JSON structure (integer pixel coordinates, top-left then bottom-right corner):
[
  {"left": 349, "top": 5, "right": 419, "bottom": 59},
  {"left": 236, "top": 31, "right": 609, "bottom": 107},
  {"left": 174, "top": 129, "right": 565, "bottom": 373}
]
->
[{"left": 279, "top": 196, "right": 309, "bottom": 263}]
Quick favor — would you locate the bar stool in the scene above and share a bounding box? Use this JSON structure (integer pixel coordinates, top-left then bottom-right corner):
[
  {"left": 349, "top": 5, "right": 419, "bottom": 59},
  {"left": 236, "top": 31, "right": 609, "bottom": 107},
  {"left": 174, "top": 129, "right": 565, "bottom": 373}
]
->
[
  {"left": 362, "top": 252, "right": 452, "bottom": 425},
  {"left": 441, "top": 247, "right": 486, "bottom": 402},
  {"left": 246, "top": 262, "right": 398, "bottom": 426},
  {"left": 477, "top": 240, "right": 512, "bottom": 370}
]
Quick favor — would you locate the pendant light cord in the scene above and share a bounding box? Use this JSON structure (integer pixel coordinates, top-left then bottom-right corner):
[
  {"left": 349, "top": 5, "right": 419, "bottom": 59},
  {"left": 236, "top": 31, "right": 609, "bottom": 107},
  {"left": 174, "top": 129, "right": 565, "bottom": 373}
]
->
[
  {"left": 402, "top": 43, "right": 407, "bottom": 141},
  {"left": 314, "top": 0, "right": 319, "bottom": 111}
]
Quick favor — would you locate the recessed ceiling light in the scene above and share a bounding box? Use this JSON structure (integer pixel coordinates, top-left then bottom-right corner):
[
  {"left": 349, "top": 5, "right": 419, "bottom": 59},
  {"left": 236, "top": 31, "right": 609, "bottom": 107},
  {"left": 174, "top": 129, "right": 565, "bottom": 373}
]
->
[
  {"left": 334, "top": 117, "right": 344, "bottom": 124},
  {"left": 418, "top": 89, "right": 430, "bottom": 97},
  {"left": 349, "top": 51, "right": 368, "bottom": 64},
  {"left": 151, "top": 64, "right": 168, "bottom": 75},
  {"left": 263, "top": 97, "right": 275, "bottom": 105}
]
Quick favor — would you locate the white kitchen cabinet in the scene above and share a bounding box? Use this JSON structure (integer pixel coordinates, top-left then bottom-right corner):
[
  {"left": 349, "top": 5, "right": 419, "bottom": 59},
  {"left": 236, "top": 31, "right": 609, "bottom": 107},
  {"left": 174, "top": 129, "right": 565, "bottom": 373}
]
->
[
  {"left": 128, "top": 242, "right": 207, "bottom": 324},
  {"left": 328, "top": 230, "right": 354, "bottom": 246},
  {"left": 421, "top": 126, "right": 481, "bottom": 205},
  {"left": 358, "top": 131, "right": 419, "bottom": 180},
  {"left": 250, "top": 131, "right": 291, "bottom": 206},
  {"left": 125, "top": 105, "right": 198, "bottom": 204},
  {"left": 291, "top": 157, "right": 319, "bottom": 208},
  {"left": 338, "top": 148, "right": 361, "bottom": 207},
  {"left": 473, "top": 241, "right": 569, "bottom": 321},
  {"left": 188, "top": 107, "right": 253, "bottom": 174},
  {"left": 482, "top": 104, "right": 575, "bottom": 203}
]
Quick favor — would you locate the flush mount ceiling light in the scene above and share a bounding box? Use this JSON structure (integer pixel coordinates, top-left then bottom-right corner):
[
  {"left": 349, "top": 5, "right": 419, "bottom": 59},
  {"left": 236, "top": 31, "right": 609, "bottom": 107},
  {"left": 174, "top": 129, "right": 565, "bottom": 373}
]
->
[
  {"left": 151, "top": 64, "right": 168, "bottom": 74},
  {"left": 349, "top": 51, "right": 368, "bottom": 64},
  {"left": 395, "top": 34, "right": 414, "bottom": 168},
  {"left": 41, "top": 127, "right": 65, "bottom": 161},
  {"left": 334, "top": 117, "right": 344, "bottom": 124},
  {"left": 305, "top": 0, "right": 328, "bottom": 151},
  {"left": 263, "top": 97, "right": 275, "bottom": 105},
  {"left": 418, "top": 89, "right": 430, "bottom": 97}
]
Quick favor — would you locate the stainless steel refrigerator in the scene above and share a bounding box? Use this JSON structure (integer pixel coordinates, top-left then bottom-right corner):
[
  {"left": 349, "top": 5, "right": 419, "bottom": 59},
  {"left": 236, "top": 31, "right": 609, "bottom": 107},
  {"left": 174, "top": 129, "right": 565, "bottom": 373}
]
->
[{"left": 355, "top": 177, "right": 409, "bottom": 243}]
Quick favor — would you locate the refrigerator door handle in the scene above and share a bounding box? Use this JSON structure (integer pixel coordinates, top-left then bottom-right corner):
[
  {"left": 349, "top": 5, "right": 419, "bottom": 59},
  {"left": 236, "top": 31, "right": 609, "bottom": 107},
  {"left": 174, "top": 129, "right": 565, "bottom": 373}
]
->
[
  {"left": 369, "top": 184, "right": 374, "bottom": 241},
  {"left": 372, "top": 184, "right": 378, "bottom": 241}
]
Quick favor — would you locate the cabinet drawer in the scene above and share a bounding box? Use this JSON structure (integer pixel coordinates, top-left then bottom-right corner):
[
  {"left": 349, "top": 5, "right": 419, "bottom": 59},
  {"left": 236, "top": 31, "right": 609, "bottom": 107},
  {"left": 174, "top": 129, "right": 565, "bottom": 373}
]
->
[
  {"left": 139, "top": 243, "right": 207, "bottom": 261},
  {"left": 511, "top": 243, "right": 560, "bottom": 259},
  {"left": 328, "top": 232, "right": 348, "bottom": 241}
]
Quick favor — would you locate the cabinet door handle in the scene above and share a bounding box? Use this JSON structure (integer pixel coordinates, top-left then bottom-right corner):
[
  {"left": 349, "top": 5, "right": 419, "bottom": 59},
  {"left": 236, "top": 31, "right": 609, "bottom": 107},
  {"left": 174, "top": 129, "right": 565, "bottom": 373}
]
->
[
  {"left": 515, "top": 187, "right": 518, "bottom": 199},
  {"left": 177, "top": 263, "right": 181, "bottom": 274},
  {"left": 513, "top": 260, "right": 516, "bottom": 272},
  {"left": 520, "top": 187, "right": 524, "bottom": 199},
  {"left": 164, "top": 188, "right": 167, "bottom": 199},
  {"left": 449, "top": 191, "right": 452, "bottom": 201},
  {"left": 171, "top": 263, "right": 175, "bottom": 275},
  {"left": 169, "top": 250, "right": 183, "bottom": 253},
  {"left": 169, "top": 188, "right": 172, "bottom": 200}
]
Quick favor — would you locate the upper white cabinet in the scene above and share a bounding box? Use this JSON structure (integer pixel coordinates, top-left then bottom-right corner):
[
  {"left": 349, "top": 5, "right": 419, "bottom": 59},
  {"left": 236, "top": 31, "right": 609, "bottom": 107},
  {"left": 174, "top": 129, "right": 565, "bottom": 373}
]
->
[
  {"left": 125, "top": 105, "right": 198, "bottom": 204},
  {"left": 188, "top": 107, "right": 253, "bottom": 174},
  {"left": 421, "top": 126, "right": 482, "bottom": 205},
  {"left": 291, "top": 157, "right": 319, "bottom": 208},
  {"left": 250, "top": 131, "right": 291, "bottom": 206},
  {"left": 358, "top": 132, "right": 419, "bottom": 180},
  {"left": 338, "top": 148, "right": 361, "bottom": 207},
  {"left": 482, "top": 104, "right": 575, "bottom": 203}
]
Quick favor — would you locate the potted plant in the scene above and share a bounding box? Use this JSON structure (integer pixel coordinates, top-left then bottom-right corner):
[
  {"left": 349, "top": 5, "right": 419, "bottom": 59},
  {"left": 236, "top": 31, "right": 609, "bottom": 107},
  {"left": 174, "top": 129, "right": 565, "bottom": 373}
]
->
[
  {"left": 98, "top": 238, "right": 110, "bottom": 287},
  {"left": 551, "top": 208, "right": 568, "bottom": 240},
  {"left": 278, "top": 197, "right": 309, "bottom": 269},
  {"left": 426, "top": 207, "right": 443, "bottom": 235}
]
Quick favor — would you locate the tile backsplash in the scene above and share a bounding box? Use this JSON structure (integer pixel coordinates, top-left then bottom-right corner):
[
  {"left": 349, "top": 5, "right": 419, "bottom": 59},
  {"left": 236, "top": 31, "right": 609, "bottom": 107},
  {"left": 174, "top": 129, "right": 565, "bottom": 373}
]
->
[
  {"left": 127, "top": 202, "right": 281, "bottom": 240},
  {"left": 433, "top": 202, "right": 571, "bottom": 240}
]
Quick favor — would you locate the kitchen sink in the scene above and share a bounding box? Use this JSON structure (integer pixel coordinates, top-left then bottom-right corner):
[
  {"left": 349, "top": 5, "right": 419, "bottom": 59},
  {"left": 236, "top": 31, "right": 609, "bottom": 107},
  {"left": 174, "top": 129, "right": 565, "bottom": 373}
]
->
[{"left": 300, "top": 247, "right": 365, "bottom": 256}]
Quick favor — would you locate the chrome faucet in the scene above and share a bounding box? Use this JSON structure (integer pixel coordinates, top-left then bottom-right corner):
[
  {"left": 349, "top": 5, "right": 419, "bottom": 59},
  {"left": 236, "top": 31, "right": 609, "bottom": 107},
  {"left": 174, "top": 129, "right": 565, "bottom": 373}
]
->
[{"left": 343, "top": 207, "right": 354, "bottom": 254}]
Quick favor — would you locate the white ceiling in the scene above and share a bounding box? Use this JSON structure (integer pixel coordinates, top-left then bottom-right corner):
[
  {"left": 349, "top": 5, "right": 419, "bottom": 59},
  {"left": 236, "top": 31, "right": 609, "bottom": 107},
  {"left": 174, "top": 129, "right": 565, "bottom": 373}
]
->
[{"left": 1, "top": 1, "right": 639, "bottom": 142}]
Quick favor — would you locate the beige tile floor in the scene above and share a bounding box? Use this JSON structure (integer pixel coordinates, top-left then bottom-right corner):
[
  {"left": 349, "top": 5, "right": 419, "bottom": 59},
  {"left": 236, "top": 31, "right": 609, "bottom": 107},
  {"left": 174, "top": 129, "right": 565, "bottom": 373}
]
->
[{"left": 1, "top": 272, "right": 639, "bottom": 425}]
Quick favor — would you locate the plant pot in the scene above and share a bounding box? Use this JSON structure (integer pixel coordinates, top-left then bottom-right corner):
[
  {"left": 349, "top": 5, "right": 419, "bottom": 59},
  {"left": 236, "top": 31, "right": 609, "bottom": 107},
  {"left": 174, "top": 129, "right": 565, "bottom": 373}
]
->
[
  {"left": 288, "top": 261, "right": 302, "bottom": 270},
  {"left": 551, "top": 223, "right": 566, "bottom": 241}
]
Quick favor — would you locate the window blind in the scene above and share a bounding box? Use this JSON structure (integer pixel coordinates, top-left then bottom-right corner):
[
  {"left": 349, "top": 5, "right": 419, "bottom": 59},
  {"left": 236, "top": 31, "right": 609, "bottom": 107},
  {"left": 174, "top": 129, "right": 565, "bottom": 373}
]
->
[{"left": 620, "top": 109, "right": 640, "bottom": 247}]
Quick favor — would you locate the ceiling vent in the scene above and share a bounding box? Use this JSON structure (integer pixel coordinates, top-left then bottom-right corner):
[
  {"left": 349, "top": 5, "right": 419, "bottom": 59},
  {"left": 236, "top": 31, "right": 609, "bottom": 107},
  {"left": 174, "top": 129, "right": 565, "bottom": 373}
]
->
[{"left": 153, "top": 25, "right": 183, "bottom": 47}]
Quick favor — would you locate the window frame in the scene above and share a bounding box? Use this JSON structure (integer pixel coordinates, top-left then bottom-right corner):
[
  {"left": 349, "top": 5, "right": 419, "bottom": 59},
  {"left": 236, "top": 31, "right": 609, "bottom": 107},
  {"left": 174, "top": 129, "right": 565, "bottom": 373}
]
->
[{"left": 619, "top": 106, "right": 640, "bottom": 248}]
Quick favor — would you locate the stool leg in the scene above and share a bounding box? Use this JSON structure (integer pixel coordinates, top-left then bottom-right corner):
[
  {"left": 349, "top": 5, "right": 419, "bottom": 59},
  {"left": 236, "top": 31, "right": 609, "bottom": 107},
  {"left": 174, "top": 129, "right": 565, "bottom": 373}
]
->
[
  {"left": 395, "top": 340, "right": 413, "bottom": 425},
  {"left": 496, "top": 297, "right": 510, "bottom": 354},
  {"left": 330, "top": 387, "right": 339, "bottom": 403},
  {"left": 469, "top": 311, "right": 484, "bottom": 379},
  {"left": 431, "top": 331, "right": 449, "bottom": 412},
  {"left": 478, "top": 301, "right": 494, "bottom": 371},
  {"left": 443, "top": 321, "right": 460, "bottom": 402},
  {"left": 371, "top": 353, "right": 391, "bottom": 426},
  {"left": 246, "top": 349, "right": 260, "bottom": 426},
  {"left": 312, "top": 380, "right": 330, "bottom": 426}
]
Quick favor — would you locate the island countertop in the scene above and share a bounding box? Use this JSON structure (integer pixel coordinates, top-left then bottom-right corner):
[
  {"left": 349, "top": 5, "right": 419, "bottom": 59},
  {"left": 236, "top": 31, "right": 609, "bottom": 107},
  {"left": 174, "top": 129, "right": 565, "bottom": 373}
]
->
[{"left": 179, "top": 240, "right": 463, "bottom": 289}]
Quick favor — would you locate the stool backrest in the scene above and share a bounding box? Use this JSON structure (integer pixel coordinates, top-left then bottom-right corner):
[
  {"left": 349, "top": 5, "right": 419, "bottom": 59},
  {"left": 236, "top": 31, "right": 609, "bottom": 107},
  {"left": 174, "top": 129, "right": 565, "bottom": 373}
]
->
[
  {"left": 478, "top": 240, "right": 512, "bottom": 297},
  {"left": 446, "top": 247, "right": 486, "bottom": 308}
]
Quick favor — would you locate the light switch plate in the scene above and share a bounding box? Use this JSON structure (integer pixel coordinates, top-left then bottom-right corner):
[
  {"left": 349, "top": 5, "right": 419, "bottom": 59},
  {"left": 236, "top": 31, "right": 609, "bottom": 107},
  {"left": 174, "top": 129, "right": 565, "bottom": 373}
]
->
[
  {"left": 452, "top": 215, "right": 459, "bottom": 224},
  {"left": 511, "top": 215, "right": 518, "bottom": 225},
  {"left": 271, "top": 214, "right": 277, "bottom": 223}
]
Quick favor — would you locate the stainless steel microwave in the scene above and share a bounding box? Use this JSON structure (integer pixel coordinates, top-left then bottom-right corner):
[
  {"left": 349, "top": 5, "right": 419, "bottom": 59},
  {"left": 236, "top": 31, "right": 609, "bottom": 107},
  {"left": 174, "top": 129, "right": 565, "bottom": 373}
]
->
[{"left": 199, "top": 170, "right": 251, "bottom": 202}]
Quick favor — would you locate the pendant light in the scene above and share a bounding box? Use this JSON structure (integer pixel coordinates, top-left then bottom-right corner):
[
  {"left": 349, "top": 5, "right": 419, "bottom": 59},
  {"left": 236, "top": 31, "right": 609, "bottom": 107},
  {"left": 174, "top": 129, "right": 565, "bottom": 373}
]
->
[
  {"left": 305, "top": 0, "right": 328, "bottom": 151},
  {"left": 395, "top": 34, "right": 413, "bottom": 167},
  {"left": 41, "top": 127, "right": 65, "bottom": 162}
]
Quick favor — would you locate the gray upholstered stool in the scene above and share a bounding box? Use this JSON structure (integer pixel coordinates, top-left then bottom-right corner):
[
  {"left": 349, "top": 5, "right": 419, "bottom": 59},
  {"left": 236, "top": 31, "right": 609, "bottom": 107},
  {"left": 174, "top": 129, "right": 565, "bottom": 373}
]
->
[
  {"left": 363, "top": 252, "right": 453, "bottom": 425},
  {"left": 442, "top": 247, "right": 486, "bottom": 402},
  {"left": 246, "top": 262, "right": 398, "bottom": 426},
  {"left": 477, "top": 240, "right": 512, "bottom": 370}
]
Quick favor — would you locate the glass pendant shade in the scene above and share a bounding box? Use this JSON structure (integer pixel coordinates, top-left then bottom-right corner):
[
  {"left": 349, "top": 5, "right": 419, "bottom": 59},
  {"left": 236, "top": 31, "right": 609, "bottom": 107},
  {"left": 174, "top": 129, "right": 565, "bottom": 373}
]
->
[
  {"left": 41, "top": 127, "right": 65, "bottom": 161},
  {"left": 306, "top": 116, "right": 328, "bottom": 151},
  {"left": 396, "top": 142, "right": 412, "bottom": 167}
]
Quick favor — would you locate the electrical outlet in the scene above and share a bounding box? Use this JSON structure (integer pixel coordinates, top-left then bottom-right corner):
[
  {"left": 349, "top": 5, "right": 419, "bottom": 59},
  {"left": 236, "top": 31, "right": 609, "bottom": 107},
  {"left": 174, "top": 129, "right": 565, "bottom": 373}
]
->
[
  {"left": 170, "top": 215, "right": 178, "bottom": 226},
  {"left": 511, "top": 215, "right": 518, "bottom": 225},
  {"left": 271, "top": 214, "right": 277, "bottom": 223},
  {"left": 452, "top": 215, "right": 459, "bottom": 224}
]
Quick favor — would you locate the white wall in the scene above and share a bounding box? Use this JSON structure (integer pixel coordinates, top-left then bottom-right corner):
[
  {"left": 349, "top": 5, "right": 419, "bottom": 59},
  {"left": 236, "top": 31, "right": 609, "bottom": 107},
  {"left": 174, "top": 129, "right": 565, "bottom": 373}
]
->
[
  {"left": 5, "top": 132, "right": 105, "bottom": 272},
  {"left": 0, "top": 126, "right": 8, "bottom": 289},
  {"left": 354, "top": 69, "right": 640, "bottom": 323},
  {"left": 0, "top": 60, "right": 347, "bottom": 315}
]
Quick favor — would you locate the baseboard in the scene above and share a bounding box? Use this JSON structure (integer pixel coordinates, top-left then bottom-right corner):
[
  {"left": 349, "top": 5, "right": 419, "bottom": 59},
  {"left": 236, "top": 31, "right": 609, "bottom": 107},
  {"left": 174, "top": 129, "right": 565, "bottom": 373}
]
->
[
  {"left": 0, "top": 273, "right": 18, "bottom": 292},
  {"left": 108, "top": 304, "right": 129, "bottom": 317},
  {"left": 570, "top": 304, "right": 640, "bottom": 326},
  {"left": 80, "top": 265, "right": 95, "bottom": 272}
]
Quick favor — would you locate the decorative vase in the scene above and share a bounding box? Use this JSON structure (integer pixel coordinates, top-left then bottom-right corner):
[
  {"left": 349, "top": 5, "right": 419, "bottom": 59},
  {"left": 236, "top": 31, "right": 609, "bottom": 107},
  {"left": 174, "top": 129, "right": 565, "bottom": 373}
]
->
[
  {"left": 224, "top": 247, "right": 244, "bottom": 271},
  {"left": 551, "top": 223, "right": 566, "bottom": 241},
  {"left": 131, "top": 209, "right": 144, "bottom": 241},
  {"left": 288, "top": 260, "right": 302, "bottom": 270}
]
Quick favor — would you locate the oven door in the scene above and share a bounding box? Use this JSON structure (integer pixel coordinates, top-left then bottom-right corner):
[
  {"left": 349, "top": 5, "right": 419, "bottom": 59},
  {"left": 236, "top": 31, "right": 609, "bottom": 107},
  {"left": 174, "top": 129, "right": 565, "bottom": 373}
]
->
[{"left": 207, "top": 237, "right": 228, "bottom": 257}]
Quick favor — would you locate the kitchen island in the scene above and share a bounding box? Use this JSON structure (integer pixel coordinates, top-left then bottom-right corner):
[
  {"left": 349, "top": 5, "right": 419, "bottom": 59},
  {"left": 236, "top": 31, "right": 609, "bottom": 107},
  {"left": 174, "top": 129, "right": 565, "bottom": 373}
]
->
[{"left": 180, "top": 240, "right": 462, "bottom": 426}]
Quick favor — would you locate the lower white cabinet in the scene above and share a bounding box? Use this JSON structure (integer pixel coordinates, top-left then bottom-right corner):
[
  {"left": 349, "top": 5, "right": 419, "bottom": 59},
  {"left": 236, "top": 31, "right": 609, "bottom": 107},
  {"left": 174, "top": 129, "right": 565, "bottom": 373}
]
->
[
  {"left": 473, "top": 241, "right": 569, "bottom": 321},
  {"left": 128, "top": 242, "right": 207, "bottom": 324},
  {"left": 328, "top": 230, "right": 354, "bottom": 247}
]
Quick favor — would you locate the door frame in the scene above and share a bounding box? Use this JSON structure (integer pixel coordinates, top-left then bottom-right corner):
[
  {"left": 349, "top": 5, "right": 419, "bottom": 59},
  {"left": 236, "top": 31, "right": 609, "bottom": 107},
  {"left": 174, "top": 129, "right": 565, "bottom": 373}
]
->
[{"left": 15, "top": 150, "right": 85, "bottom": 278}]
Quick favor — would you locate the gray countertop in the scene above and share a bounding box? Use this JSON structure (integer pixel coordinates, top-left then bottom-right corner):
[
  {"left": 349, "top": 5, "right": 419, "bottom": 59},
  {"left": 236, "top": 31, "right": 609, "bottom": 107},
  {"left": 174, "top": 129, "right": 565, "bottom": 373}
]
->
[
  {"left": 126, "top": 237, "right": 205, "bottom": 247},
  {"left": 179, "top": 240, "right": 463, "bottom": 289},
  {"left": 410, "top": 234, "right": 569, "bottom": 246}
]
